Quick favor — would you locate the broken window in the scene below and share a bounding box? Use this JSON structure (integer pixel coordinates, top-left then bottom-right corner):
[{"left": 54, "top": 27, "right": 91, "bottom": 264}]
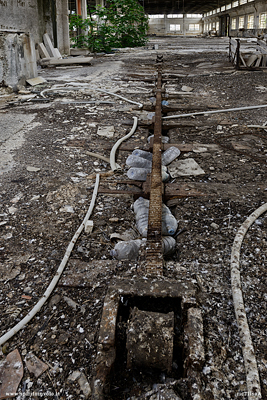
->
[
  {"left": 216, "top": 21, "right": 219, "bottom": 31},
  {"left": 247, "top": 14, "right": 254, "bottom": 29},
  {"left": 149, "top": 15, "right": 164, "bottom": 19},
  {"left": 232, "top": 18, "right": 237, "bottom": 29},
  {"left": 226, "top": 4, "right": 232, "bottom": 10},
  {"left": 169, "top": 24, "right": 181, "bottom": 31},
  {"left": 187, "top": 14, "right": 202, "bottom": 18},
  {"left": 240, "top": 0, "right": 247, "bottom": 4},
  {"left": 239, "top": 16, "right": 245, "bottom": 29},
  {"left": 221, "top": 6, "right": 226, "bottom": 11},
  {"left": 232, "top": 1, "right": 238, "bottom": 7},
  {"left": 259, "top": 13, "right": 267, "bottom": 29},
  {"left": 167, "top": 14, "right": 183, "bottom": 18},
  {"left": 189, "top": 24, "right": 200, "bottom": 31}
]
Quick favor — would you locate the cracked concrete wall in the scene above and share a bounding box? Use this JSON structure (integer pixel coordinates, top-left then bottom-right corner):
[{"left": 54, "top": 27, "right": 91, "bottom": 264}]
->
[
  {"left": 0, "top": 0, "right": 70, "bottom": 87},
  {"left": 0, "top": 32, "right": 37, "bottom": 89}
]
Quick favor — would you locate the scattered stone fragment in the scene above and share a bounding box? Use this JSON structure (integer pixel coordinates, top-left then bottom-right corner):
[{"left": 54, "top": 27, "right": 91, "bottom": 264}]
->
[
  {"left": 25, "top": 352, "right": 49, "bottom": 378},
  {"left": 68, "top": 371, "right": 91, "bottom": 398},
  {"left": 8, "top": 206, "right": 18, "bottom": 214},
  {"left": 63, "top": 296, "right": 86, "bottom": 314},
  {"left": 110, "top": 228, "right": 137, "bottom": 242},
  {"left": 59, "top": 205, "right": 74, "bottom": 213},
  {"left": 181, "top": 85, "right": 193, "bottom": 92},
  {"left": 78, "top": 373, "right": 91, "bottom": 398},
  {"left": 0, "top": 349, "right": 23, "bottom": 399},
  {"left": 168, "top": 159, "right": 205, "bottom": 177},
  {"left": 26, "top": 166, "right": 41, "bottom": 172},
  {"left": 26, "top": 77, "right": 47, "bottom": 86},
  {"left": 193, "top": 145, "right": 208, "bottom": 153},
  {"left": 97, "top": 126, "right": 115, "bottom": 138},
  {"left": 84, "top": 220, "right": 94, "bottom": 234},
  {"left": 211, "top": 222, "right": 220, "bottom": 229},
  {"left": 0, "top": 264, "right": 21, "bottom": 282}
]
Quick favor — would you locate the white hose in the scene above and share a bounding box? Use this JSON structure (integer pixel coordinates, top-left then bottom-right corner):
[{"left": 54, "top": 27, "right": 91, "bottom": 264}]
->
[
  {"left": 0, "top": 174, "right": 100, "bottom": 346},
  {"left": 247, "top": 125, "right": 267, "bottom": 132},
  {"left": 40, "top": 86, "right": 143, "bottom": 108},
  {"left": 85, "top": 151, "right": 120, "bottom": 169},
  {"left": 110, "top": 116, "right": 138, "bottom": 171},
  {"left": 162, "top": 104, "right": 267, "bottom": 119},
  {"left": 231, "top": 203, "right": 267, "bottom": 400},
  {"left": 96, "top": 89, "right": 143, "bottom": 108}
]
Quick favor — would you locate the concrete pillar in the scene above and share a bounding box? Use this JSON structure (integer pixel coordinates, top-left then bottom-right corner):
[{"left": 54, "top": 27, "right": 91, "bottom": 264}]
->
[
  {"left": 96, "top": 0, "right": 104, "bottom": 7},
  {"left": 0, "top": 32, "right": 37, "bottom": 89},
  {"left": 56, "top": 0, "right": 70, "bottom": 55},
  {"left": 76, "top": 0, "right": 87, "bottom": 18}
]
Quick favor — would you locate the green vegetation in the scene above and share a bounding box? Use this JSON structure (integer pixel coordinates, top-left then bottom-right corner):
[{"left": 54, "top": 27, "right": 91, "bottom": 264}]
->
[{"left": 69, "top": 0, "right": 149, "bottom": 52}]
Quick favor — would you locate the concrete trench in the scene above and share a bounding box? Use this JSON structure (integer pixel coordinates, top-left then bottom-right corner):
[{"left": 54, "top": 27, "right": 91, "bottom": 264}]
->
[{"left": 0, "top": 36, "right": 267, "bottom": 399}]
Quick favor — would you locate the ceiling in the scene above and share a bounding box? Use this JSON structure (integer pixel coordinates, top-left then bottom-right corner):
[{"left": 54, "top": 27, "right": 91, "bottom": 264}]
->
[{"left": 142, "top": 0, "right": 230, "bottom": 15}]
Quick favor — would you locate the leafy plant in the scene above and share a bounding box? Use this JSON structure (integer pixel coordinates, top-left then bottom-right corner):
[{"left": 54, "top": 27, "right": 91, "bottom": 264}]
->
[{"left": 69, "top": 0, "right": 149, "bottom": 52}]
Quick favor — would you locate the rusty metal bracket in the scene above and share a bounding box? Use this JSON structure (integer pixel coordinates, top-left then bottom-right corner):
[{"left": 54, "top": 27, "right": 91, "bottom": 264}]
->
[{"left": 91, "top": 276, "right": 197, "bottom": 400}]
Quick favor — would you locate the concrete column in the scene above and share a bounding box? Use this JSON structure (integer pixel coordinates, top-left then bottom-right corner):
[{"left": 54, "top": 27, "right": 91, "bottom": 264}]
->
[
  {"left": 96, "top": 0, "right": 105, "bottom": 7},
  {"left": 76, "top": 0, "right": 87, "bottom": 18},
  {"left": 56, "top": 0, "right": 70, "bottom": 55}
]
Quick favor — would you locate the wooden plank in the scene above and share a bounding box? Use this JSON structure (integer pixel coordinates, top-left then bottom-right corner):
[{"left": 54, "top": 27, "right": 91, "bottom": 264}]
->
[
  {"left": 54, "top": 48, "right": 62, "bottom": 59},
  {"left": 43, "top": 33, "right": 59, "bottom": 58},
  {"left": 98, "top": 188, "right": 142, "bottom": 195},
  {"left": 239, "top": 52, "right": 247, "bottom": 67},
  {"left": 40, "top": 57, "right": 93, "bottom": 66},
  {"left": 246, "top": 54, "right": 258, "bottom": 67},
  {"left": 257, "top": 39, "right": 267, "bottom": 50},
  {"left": 38, "top": 43, "right": 50, "bottom": 59},
  {"left": 257, "top": 47, "right": 267, "bottom": 55},
  {"left": 255, "top": 55, "right": 262, "bottom": 67}
]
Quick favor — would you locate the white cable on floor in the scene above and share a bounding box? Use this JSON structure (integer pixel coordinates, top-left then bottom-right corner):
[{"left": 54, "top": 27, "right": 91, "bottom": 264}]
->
[
  {"left": 40, "top": 86, "right": 143, "bottom": 108},
  {"left": 110, "top": 116, "right": 138, "bottom": 171},
  {"left": 0, "top": 174, "right": 100, "bottom": 347},
  {"left": 231, "top": 203, "right": 267, "bottom": 400},
  {"left": 162, "top": 104, "right": 267, "bottom": 119},
  {"left": 96, "top": 89, "right": 143, "bottom": 108}
]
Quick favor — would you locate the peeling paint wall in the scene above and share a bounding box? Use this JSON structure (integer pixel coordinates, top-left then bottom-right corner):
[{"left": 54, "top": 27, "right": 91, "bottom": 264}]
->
[
  {"left": 0, "top": 0, "right": 70, "bottom": 88},
  {"left": 0, "top": 32, "right": 37, "bottom": 89}
]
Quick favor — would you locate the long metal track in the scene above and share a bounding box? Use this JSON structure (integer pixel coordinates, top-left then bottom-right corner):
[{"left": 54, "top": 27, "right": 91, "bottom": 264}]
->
[{"left": 145, "top": 64, "right": 164, "bottom": 275}]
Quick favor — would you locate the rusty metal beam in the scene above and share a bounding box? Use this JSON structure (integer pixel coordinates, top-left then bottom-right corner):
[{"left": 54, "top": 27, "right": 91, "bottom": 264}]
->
[{"left": 146, "top": 65, "right": 164, "bottom": 276}]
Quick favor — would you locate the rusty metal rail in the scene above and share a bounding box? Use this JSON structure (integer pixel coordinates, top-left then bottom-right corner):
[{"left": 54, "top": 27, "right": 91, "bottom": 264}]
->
[
  {"left": 146, "top": 64, "right": 164, "bottom": 275},
  {"left": 91, "top": 57, "right": 204, "bottom": 400}
]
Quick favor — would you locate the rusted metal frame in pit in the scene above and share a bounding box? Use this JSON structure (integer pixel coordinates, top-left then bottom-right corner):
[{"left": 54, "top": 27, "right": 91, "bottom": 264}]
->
[
  {"left": 145, "top": 65, "right": 164, "bottom": 275},
  {"left": 92, "top": 276, "right": 197, "bottom": 400}
]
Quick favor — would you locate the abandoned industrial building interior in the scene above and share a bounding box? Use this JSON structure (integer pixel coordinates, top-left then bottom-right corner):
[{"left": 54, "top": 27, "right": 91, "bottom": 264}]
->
[{"left": 1, "top": 0, "right": 267, "bottom": 399}]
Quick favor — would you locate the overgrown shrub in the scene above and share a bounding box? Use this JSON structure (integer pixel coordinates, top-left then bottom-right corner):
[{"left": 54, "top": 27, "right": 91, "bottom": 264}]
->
[{"left": 69, "top": 0, "right": 149, "bottom": 52}]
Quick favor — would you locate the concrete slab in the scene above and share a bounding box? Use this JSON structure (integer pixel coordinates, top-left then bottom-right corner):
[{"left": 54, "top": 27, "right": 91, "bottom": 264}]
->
[
  {"left": 43, "top": 33, "right": 59, "bottom": 58},
  {"left": 168, "top": 158, "right": 205, "bottom": 177},
  {"left": 40, "top": 57, "right": 93, "bottom": 66},
  {"left": 38, "top": 43, "right": 50, "bottom": 59},
  {"left": 0, "top": 112, "right": 37, "bottom": 174},
  {"left": 26, "top": 76, "right": 47, "bottom": 86}
]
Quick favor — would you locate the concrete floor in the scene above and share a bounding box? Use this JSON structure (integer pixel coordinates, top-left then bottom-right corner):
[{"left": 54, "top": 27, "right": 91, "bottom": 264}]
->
[{"left": 0, "top": 36, "right": 267, "bottom": 399}]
